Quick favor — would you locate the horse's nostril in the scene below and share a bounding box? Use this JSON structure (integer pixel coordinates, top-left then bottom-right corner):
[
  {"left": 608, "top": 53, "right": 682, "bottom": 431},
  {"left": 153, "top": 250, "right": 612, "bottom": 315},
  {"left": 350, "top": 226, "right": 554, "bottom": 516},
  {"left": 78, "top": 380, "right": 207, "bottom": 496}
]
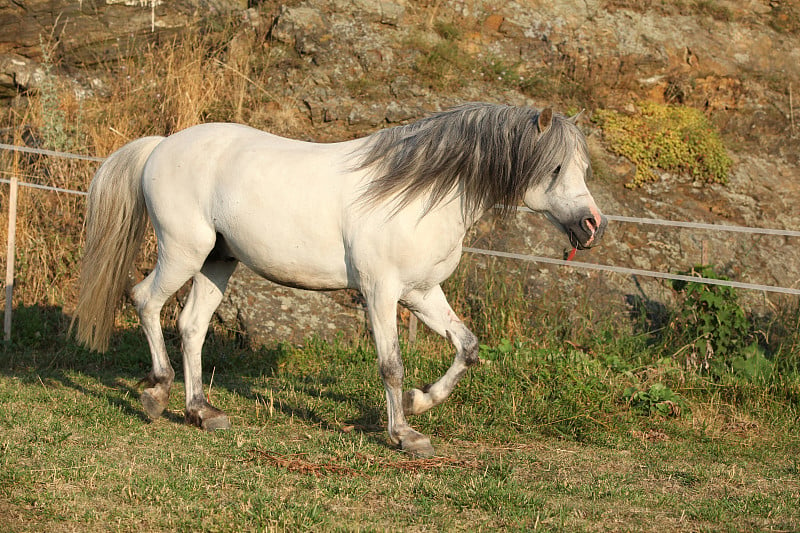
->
[{"left": 582, "top": 217, "right": 596, "bottom": 233}]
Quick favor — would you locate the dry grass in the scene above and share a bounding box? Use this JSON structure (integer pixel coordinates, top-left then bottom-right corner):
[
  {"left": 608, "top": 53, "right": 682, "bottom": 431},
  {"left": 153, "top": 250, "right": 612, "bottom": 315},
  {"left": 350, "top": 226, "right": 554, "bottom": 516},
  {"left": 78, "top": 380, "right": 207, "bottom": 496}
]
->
[{"left": 0, "top": 17, "right": 311, "bottom": 311}]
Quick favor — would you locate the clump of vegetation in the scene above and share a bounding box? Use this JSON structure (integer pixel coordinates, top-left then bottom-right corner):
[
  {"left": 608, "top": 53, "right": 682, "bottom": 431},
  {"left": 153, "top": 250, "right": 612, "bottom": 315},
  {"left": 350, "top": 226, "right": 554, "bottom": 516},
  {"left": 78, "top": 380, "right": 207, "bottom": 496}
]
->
[
  {"left": 433, "top": 20, "right": 461, "bottom": 41},
  {"left": 624, "top": 382, "right": 685, "bottom": 417},
  {"left": 37, "top": 39, "right": 82, "bottom": 153},
  {"left": 594, "top": 102, "right": 732, "bottom": 187},
  {"left": 1, "top": 17, "right": 296, "bottom": 309},
  {"left": 408, "top": 20, "right": 590, "bottom": 106},
  {"left": 693, "top": 0, "right": 733, "bottom": 22},
  {"left": 669, "top": 265, "right": 755, "bottom": 373},
  {"left": 406, "top": 22, "right": 473, "bottom": 91}
]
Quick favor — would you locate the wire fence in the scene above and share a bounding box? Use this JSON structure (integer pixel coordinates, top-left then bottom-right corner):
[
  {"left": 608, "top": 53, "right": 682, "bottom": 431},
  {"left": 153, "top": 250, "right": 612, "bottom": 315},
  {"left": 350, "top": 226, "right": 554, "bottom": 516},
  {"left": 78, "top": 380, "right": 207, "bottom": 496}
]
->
[{"left": 2, "top": 143, "right": 799, "bottom": 340}]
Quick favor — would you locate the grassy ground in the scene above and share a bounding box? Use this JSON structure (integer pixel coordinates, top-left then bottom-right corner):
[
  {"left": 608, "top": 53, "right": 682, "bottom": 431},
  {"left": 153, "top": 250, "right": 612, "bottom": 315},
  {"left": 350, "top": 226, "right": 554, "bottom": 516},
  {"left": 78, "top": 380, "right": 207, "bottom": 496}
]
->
[
  {"left": 1, "top": 302, "right": 798, "bottom": 532},
  {"left": 1, "top": 6, "right": 799, "bottom": 531}
]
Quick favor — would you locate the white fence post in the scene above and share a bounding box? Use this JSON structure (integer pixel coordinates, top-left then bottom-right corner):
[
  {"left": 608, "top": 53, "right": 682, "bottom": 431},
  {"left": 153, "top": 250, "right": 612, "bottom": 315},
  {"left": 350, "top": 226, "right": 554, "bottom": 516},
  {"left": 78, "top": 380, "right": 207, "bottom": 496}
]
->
[{"left": 4, "top": 174, "right": 18, "bottom": 341}]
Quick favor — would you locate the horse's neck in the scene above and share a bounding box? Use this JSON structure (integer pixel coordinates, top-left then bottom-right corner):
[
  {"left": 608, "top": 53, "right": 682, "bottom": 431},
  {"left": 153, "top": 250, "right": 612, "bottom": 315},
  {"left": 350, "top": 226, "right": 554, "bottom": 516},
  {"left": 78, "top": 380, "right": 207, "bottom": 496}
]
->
[
  {"left": 458, "top": 209, "right": 480, "bottom": 231},
  {"left": 456, "top": 191, "right": 491, "bottom": 230}
]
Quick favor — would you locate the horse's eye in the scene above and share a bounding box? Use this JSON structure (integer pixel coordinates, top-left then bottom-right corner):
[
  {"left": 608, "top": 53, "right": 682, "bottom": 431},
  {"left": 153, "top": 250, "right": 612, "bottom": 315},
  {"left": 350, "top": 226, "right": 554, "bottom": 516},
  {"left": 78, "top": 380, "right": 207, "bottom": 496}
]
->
[{"left": 553, "top": 165, "right": 561, "bottom": 175}]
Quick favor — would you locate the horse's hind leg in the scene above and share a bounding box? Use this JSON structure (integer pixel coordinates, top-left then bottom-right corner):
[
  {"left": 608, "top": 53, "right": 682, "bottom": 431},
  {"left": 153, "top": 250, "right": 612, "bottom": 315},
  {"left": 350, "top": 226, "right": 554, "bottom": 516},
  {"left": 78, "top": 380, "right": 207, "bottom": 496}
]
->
[
  {"left": 400, "top": 285, "right": 479, "bottom": 416},
  {"left": 132, "top": 228, "right": 217, "bottom": 420},
  {"left": 132, "top": 262, "right": 197, "bottom": 420},
  {"left": 179, "top": 258, "right": 238, "bottom": 431}
]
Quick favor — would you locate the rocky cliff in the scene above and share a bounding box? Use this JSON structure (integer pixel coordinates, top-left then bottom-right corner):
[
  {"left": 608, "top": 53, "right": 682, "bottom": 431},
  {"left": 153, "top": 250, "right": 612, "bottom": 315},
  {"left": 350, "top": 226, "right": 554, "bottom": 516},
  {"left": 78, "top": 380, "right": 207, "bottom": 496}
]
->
[{"left": 2, "top": 0, "right": 799, "bottom": 344}]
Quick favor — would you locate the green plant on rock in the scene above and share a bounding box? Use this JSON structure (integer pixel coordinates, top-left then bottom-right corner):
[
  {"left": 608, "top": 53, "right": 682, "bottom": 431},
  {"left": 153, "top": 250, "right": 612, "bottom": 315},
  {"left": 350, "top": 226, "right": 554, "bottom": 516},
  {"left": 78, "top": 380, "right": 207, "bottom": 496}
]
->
[
  {"left": 594, "top": 102, "right": 732, "bottom": 187},
  {"left": 670, "top": 265, "right": 753, "bottom": 372}
]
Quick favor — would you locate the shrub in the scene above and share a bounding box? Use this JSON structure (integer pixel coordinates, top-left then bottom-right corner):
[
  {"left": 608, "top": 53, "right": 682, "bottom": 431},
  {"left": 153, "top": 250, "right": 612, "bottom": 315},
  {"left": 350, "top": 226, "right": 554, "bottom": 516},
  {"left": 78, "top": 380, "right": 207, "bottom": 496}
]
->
[
  {"left": 624, "top": 382, "right": 684, "bottom": 417},
  {"left": 594, "top": 102, "right": 732, "bottom": 187},
  {"left": 669, "top": 265, "right": 754, "bottom": 373}
]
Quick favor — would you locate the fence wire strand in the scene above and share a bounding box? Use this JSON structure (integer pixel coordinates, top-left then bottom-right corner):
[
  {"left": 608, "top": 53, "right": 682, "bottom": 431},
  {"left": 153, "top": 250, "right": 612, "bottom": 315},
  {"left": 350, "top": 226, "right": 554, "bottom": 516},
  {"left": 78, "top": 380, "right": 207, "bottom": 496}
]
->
[
  {"left": 0, "top": 178, "right": 88, "bottom": 196},
  {"left": 463, "top": 247, "right": 800, "bottom": 296},
  {"left": 511, "top": 206, "right": 800, "bottom": 238},
  {"left": 1, "top": 142, "right": 799, "bottom": 296},
  {"left": 0, "top": 143, "right": 105, "bottom": 162}
]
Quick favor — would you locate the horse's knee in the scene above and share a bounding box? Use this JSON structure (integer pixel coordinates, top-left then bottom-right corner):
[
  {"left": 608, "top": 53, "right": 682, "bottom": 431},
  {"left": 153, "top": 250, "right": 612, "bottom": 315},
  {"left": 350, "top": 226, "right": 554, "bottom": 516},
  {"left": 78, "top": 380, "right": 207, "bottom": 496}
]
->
[
  {"left": 380, "top": 358, "right": 404, "bottom": 388},
  {"left": 130, "top": 287, "right": 146, "bottom": 314},
  {"left": 177, "top": 313, "right": 196, "bottom": 337},
  {"left": 379, "top": 342, "right": 404, "bottom": 389},
  {"left": 131, "top": 289, "right": 163, "bottom": 325},
  {"left": 460, "top": 330, "right": 480, "bottom": 366},
  {"left": 130, "top": 276, "right": 154, "bottom": 311}
]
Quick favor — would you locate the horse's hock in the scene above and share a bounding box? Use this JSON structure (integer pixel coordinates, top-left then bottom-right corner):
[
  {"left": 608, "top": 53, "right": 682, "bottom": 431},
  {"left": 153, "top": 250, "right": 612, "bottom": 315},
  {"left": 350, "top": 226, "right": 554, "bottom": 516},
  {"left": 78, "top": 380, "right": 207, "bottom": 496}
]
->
[{"left": 215, "top": 265, "right": 368, "bottom": 347}]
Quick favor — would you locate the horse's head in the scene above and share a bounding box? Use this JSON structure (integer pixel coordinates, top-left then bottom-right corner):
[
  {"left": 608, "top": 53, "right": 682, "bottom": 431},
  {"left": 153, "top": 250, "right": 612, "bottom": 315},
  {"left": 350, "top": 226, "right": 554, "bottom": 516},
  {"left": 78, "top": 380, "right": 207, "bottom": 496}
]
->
[{"left": 522, "top": 109, "right": 607, "bottom": 250}]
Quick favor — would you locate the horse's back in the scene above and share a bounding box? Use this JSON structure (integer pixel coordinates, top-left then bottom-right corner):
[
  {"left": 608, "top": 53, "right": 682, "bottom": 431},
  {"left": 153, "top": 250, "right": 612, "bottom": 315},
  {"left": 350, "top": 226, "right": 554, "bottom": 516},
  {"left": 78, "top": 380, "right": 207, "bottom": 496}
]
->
[
  {"left": 141, "top": 123, "right": 367, "bottom": 289},
  {"left": 140, "top": 123, "right": 467, "bottom": 292}
]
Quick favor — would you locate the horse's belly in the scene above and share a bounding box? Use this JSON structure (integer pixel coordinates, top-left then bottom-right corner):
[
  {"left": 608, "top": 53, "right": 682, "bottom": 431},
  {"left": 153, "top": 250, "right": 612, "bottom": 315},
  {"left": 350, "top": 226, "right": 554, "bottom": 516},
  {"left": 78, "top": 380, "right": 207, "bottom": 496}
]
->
[
  {"left": 243, "top": 253, "right": 349, "bottom": 291},
  {"left": 221, "top": 226, "right": 350, "bottom": 291}
]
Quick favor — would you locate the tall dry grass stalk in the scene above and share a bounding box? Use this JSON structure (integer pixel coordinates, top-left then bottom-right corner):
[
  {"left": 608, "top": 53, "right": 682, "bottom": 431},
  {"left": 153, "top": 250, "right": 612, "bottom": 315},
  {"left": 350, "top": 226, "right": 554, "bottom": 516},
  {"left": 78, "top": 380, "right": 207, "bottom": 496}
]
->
[{"left": 1, "top": 17, "right": 307, "bottom": 315}]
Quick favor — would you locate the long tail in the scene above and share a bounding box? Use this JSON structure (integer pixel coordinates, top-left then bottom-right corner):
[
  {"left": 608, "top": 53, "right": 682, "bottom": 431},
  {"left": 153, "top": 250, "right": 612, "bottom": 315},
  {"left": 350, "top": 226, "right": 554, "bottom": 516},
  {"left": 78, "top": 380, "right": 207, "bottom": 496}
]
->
[{"left": 72, "top": 136, "right": 165, "bottom": 352}]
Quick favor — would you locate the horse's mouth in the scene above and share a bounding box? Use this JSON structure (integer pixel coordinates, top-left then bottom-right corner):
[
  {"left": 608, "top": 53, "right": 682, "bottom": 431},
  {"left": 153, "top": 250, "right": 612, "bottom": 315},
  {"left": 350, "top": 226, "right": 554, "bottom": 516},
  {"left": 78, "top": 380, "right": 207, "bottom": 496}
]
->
[
  {"left": 567, "top": 216, "right": 605, "bottom": 250},
  {"left": 547, "top": 212, "right": 606, "bottom": 251},
  {"left": 569, "top": 231, "right": 590, "bottom": 250}
]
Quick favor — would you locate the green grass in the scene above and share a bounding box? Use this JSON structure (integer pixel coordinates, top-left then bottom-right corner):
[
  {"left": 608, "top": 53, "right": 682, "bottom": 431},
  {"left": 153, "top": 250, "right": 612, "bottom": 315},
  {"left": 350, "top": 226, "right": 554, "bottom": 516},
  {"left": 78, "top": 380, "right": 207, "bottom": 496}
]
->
[
  {"left": 1, "top": 303, "right": 798, "bottom": 532},
  {"left": 1, "top": 6, "right": 798, "bottom": 530}
]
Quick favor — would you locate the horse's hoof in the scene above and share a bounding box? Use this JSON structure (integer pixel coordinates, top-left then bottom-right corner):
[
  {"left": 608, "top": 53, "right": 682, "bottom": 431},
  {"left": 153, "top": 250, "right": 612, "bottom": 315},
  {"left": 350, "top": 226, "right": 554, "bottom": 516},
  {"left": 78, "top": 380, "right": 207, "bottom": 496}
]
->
[
  {"left": 141, "top": 388, "right": 169, "bottom": 419},
  {"left": 185, "top": 405, "right": 231, "bottom": 431},
  {"left": 400, "top": 432, "right": 435, "bottom": 458},
  {"left": 403, "top": 388, "right": 422, "bottom": 416},
  {"left": 403, "top": 385, "right": 435, "bottom": 416},
  {"left": 201, "top": 414, "right": 231, "bottom": 431}
]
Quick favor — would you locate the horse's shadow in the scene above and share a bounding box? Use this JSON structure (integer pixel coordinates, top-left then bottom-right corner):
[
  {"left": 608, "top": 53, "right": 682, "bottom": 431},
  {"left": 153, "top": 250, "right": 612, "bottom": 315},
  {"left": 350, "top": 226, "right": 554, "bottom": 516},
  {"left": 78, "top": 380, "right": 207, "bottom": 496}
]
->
[
  {"left": 1, "top": 304, "right": 385, "bottom": 442},
  {"left": 624, "top": 275, "right": 672, "bottom": 345}
]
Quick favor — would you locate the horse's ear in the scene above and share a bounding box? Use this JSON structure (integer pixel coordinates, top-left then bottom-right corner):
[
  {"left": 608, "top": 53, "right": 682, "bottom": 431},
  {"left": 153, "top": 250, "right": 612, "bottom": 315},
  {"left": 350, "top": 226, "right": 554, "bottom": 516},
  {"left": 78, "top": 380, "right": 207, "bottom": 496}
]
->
[
  {"left": 538, "top": 108, "right": 553, "bottom": 133},
  {"left": 569, "top": 109, "right": 585, "bottom": 123}
]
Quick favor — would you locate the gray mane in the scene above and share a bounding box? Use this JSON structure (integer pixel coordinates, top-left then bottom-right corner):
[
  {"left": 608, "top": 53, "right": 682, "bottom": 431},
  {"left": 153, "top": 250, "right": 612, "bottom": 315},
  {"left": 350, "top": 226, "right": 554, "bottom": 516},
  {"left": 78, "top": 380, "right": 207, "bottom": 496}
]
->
[{"left": 356, "top": 102, "right": 589, "bottom": 217}]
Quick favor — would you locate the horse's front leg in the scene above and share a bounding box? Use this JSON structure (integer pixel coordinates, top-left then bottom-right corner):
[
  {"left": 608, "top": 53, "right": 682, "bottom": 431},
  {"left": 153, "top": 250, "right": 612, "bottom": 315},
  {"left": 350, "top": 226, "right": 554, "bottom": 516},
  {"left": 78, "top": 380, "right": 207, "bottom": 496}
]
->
[
  {"left": 401, "top": 285, "right": 480, "bottom": 416},
  {"left": 364, "top": 284, "right": 435, "bottom": 457}
]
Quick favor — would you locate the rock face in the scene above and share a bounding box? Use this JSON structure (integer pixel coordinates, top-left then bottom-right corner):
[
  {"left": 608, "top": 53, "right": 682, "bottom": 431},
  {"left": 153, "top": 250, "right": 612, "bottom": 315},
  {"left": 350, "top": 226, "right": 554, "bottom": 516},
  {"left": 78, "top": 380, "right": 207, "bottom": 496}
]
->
[
  {"left": 0, "top": 53, "right": 44, "bottom": 97},
  {"left": 0, "top": 0, "right": 246, "bottom": 95},
  {"left": 3, "top": 0, "right": 799, "bottom": 345},
  {"left": 215, "top": 266, "right": 368, "bottom": 346}
]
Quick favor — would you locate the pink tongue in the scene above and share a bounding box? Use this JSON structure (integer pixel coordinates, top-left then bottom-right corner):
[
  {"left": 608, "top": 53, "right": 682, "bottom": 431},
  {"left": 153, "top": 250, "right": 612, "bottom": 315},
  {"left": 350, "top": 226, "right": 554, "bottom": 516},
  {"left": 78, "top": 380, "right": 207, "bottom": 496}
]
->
[{"left": 566, "top": 247, "right": 577, "bottom": 261}]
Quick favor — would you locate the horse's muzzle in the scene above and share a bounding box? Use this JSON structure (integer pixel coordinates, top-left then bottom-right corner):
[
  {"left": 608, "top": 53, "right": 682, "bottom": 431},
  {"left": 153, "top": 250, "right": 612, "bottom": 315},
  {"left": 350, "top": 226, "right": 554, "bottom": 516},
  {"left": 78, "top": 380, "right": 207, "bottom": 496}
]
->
[{"left": 567, "top": 213, "right": 607, "bottom": 250}]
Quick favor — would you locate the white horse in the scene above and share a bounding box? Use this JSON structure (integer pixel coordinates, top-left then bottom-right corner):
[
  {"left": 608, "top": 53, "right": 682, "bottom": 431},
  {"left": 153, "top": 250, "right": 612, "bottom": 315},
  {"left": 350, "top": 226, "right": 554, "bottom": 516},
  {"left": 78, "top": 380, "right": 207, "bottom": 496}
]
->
[{"left": 73, "top": 103, "right": 606, "bottom": 457}]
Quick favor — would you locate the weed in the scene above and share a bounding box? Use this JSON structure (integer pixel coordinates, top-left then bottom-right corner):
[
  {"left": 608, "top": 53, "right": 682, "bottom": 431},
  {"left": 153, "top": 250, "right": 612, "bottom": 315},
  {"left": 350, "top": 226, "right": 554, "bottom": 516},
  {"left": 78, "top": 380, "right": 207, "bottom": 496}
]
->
[
  {"left": 729, "top": 346, "right": 774, "bottom": 384},
  {"left": 669, "top": 265, "right": 753, "bottom": 373},
  {"left": 594, "top": 102, "right": 732, "bottom": 187},
  {"left": 481, "top": 56, "right": 522, "bottom": 85},
  {"left": 37, "top": 37, "right": 82, "bottom": 153},
  {"left": 624, "top": 382, "right": 685, "bottom": 417},
  {"left": 693, "top": 0, "right": 733, "bottom": 22},
  {"left": 433, "top": 20, "right": 461, "bottom": 41},
  {"left": 414, "top": 38, "right": 472, "bottom": 89}
]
